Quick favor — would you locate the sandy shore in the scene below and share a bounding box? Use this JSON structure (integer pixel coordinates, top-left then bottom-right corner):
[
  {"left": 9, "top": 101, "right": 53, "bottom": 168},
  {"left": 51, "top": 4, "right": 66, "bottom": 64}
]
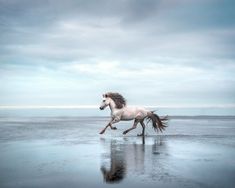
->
[{"left": 0, "top": 116, "right": 235, "bottom": 188}]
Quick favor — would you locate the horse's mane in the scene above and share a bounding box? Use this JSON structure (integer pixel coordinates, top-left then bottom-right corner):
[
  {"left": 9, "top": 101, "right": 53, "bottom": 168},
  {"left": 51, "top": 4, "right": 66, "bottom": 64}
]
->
[{"left": 105, "top": 92, "right": 126, "bottom": 109}]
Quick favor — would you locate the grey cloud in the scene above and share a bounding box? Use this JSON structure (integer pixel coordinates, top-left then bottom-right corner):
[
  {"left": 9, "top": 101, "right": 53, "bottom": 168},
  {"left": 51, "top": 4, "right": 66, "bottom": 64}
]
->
[
  {"left": 0, "top": 0, "right": 234, "bottom": 74},
  {"left": 1, "top": 0, "right": 234, "bottom": 31}
]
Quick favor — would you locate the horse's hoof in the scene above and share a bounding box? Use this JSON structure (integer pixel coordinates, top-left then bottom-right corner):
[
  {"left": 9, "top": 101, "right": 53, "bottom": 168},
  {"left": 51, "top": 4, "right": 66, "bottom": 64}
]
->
[
  {"left": 111, "top": 127, "right": 117, "bottom": 130},
  {"left": 99, "top": 130, "right": 105, "bottom": 134},
  {"left": 123, "top": 131, "right": 127, "bottom": 135}
]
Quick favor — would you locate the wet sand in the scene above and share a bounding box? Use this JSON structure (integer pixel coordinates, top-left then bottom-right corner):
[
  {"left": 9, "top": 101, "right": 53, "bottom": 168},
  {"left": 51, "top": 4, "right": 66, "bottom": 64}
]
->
[{"left": 0, "top": 116, "right": 235, "bottom": 188}]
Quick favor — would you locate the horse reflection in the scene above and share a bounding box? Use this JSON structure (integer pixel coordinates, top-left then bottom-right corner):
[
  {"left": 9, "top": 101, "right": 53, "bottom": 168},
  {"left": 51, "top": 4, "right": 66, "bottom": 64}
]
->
[
  {"left": 100, "top": 137, "right": 166, "bottom": 184},
  {"left": 100, "top": 140, "right": 126, "bottom": 183}
]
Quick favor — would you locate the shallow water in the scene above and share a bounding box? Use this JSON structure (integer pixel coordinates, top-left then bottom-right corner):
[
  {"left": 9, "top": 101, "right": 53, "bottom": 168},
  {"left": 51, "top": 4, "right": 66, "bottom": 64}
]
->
[{"left": 0, "top": 116, "right": 235, "bottom": 188}]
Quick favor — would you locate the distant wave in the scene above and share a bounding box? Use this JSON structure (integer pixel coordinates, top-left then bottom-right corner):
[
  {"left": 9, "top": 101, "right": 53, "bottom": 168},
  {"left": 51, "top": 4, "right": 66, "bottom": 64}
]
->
[
  {"left": 168, "top": 115, "right": 235, "bottom": 120},
  {"left": 0, "top": 105, "right": 98, "bottom": 109},
  {"left": 0, "top": 104, "right": 235, "bottom": 109}
]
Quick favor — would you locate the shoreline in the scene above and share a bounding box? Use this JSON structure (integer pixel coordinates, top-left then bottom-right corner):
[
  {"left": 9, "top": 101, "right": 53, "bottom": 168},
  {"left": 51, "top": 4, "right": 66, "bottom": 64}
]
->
[{"left": 1, "top": 115, "right": 235, "bottom": 119}]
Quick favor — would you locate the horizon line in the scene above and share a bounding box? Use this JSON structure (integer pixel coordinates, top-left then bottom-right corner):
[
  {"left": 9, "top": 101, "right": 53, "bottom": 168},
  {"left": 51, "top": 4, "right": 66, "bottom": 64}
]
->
[{"left": 0, "top": 104, "right": 235, "bottom": 109}]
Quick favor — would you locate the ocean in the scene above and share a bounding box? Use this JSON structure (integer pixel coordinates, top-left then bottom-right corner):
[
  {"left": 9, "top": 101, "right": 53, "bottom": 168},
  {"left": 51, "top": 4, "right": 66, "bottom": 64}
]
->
[{"left": 0, "top": 109, "right": 235, "bottom": 188}]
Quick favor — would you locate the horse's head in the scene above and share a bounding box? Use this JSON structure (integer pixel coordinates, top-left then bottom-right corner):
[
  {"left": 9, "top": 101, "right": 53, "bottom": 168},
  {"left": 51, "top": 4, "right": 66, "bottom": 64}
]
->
[{"left": 99, "top": 94, "right": 111, "bottom": 110}]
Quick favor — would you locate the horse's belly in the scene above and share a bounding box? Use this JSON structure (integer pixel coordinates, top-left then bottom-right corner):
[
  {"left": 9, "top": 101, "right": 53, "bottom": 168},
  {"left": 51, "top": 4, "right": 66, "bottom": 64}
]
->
[{"left": 121, "top": 112, "right": 136, "bottom": 120}]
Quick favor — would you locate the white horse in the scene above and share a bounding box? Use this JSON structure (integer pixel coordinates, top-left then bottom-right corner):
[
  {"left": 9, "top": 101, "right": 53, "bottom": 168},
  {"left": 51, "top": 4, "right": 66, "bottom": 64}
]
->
[{"left": 99, "top": 92, "right": 167, "bottom": 136}]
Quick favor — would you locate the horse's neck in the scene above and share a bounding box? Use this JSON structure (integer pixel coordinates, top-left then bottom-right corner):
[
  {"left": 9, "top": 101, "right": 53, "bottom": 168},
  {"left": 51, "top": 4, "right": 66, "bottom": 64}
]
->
[
  {"left": 109, "top": 102, "right": 115, "bottom": 114},
  {"left": 109, "top": 100, "right": 118, "bottom": 114}
]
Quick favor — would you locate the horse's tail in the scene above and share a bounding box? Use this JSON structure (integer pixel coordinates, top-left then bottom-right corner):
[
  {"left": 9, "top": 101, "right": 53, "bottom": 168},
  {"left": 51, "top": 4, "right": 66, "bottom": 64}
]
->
[{"left": 146, "top": 111, "right": 168, "bottom": 132}]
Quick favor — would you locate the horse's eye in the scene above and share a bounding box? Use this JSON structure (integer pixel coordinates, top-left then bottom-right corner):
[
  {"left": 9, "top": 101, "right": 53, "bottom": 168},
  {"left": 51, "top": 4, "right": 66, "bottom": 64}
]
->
[{"left": 103, "top": 100, "right": 105, "bottom": 102}]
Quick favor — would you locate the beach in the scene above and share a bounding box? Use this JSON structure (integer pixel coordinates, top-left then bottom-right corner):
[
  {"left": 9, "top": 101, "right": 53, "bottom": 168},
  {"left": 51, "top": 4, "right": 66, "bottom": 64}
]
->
[{"left": 0, "top": 116, "right": 235, "bottom": 188}]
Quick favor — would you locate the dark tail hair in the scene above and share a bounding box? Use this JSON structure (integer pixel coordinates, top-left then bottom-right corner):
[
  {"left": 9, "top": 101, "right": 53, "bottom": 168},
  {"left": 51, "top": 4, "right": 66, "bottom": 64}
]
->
[{"left": 146, "top": 111, "right": 168, "bottom": 132}]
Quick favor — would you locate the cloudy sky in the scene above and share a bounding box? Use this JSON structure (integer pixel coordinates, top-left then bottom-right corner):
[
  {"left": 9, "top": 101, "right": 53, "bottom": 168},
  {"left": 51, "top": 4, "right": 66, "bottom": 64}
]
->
[{"left": 0, "top": 0, "right": 235, "bottom": 109}]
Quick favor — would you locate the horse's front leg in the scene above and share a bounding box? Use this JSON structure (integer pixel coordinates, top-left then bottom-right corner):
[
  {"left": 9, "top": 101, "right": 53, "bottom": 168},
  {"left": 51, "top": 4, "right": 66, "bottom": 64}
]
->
[
  {"left": 110, "top": 124, "right": 117, "bottom": 130},
  {"left": 99, "top": 117, "right": 120, "bottom": 134},
  {"left": 99, "top": 122, "right": 111, "bottom": 134},
  {"left": 123, "top": 119, "right": 139, "bottom": 135}
]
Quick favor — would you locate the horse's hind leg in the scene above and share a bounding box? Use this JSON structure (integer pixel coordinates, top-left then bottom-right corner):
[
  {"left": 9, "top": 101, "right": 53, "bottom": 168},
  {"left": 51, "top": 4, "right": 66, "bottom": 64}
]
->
[
  {"left": 137, "top": 120, "right": 145, "bottom": 136},
  {"left": 123, "top": 119, "right": 139, "bottom": 135}
]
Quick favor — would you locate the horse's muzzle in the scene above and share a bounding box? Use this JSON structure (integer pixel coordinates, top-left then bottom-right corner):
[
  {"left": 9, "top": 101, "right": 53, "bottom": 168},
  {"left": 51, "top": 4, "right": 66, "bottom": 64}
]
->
[{"left": 99, "top": 107, "right": 104, "bottom": 110}]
